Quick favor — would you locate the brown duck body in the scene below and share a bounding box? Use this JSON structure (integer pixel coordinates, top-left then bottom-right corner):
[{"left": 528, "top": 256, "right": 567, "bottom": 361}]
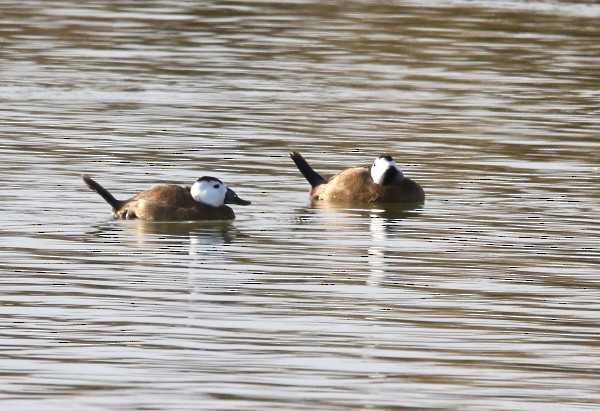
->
[
  {"left": 82, "top": 176, "right": 236, "bottom": 221},
  {"left": 311, "top": 165, "right": 424, "bottom": 203},
  {"left": 290, "top": 150, "right": 425, "bottom": 204},
  {"left": 115, "top": 184, "right": 235, "bottom": 221}
]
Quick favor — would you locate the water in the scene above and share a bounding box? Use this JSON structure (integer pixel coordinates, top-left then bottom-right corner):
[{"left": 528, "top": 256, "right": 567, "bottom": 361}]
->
[{"left": 1, "top": 1, "right": 599, "bottom": 409}]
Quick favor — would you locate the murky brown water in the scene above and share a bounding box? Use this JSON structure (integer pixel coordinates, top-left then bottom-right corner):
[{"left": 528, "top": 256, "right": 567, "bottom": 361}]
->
[{"left": 1, "top": 1, "right": 599, "bottom": 409}]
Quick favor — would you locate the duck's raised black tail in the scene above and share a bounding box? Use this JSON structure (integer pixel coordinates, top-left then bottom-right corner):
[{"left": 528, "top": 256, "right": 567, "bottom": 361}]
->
[
  {"left": 81, "top": 175, "right": 123, "bottom": 210},
  {"left": 289, "top": 150, "right": 326, "bottom": 187}
]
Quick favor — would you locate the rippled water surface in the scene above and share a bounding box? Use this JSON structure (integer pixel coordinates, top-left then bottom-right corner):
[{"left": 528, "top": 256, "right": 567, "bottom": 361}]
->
[{"left": 1, "top": 1, "right": 599, "bottom": 410}]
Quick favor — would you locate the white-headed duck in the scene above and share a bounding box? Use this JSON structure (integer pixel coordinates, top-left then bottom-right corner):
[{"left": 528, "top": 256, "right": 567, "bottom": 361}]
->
[
  {"left": 290, "top": 150, "right": 424, "bottom": 204},
  {"left": 82, "top": 175, "right": 250, "bottom": 221}
]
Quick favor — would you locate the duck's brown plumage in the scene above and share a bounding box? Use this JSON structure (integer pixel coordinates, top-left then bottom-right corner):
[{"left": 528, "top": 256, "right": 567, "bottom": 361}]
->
[
  {"left": 82, "top": 175, "right": 235, "bottom": 221},
  {"left": 290, "top": 150, "right": 425, "bottom": 204}
]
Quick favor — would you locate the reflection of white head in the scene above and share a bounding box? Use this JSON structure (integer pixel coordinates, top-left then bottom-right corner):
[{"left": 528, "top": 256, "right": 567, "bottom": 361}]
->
[
  {"left": 190, "top": 177, "right": 228, "bottom": 207},
  {"left": 370, "top": 155, "right": 404, "bottom": 185}
]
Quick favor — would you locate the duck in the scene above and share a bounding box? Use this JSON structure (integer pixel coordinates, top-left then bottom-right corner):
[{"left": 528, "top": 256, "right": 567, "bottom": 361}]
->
[
  {"left": 289, "top": 150, "right": 424, "bottom": 204},
  {"left": 82, "top": 175, "right": 250, "bottom": 221}
]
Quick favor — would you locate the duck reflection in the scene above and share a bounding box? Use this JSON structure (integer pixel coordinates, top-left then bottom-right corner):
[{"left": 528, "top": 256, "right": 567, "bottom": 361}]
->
[
  {"left": 311, "top": 201, "right": 420, "bottom": 219},
  {"left": 129, "top": 219, "right": 237, "bottom": 240},
  {"left": 366, "top": 206, "right": 423, "bottom": 285},
  {"left": 89, "top": 219, "right": 239, "bottom": 255},
  {"left": 188, "top": 222, "right": 238, "bottom": 259},
  {"left": 367, "top": 211, "right": 390, "bottom": 286},
  {"left": 302, "top": 203, "right": 422, "bottom": 285}
]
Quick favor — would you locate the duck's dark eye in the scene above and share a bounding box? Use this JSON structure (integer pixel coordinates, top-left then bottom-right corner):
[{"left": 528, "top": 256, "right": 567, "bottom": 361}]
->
[{"left": 213, "top": 184, "right": 220, "bottom": 189}]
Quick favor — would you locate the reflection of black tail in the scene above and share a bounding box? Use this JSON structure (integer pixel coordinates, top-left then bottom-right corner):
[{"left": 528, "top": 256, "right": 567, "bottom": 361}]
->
[
  {"left": 290, "top": 150, "right": 326, "bottom": 187},
  {"left": 81, "top": 175, "right": 123, "bottom": 209}
]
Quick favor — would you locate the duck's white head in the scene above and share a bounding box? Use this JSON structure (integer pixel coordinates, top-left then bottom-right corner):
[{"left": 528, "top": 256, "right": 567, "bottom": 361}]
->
[
  {"left": 190, "top": 176, "right": 251, "bottom": 207},
  {"left": 370, "top": 155, "right": 404, "bottom": 185}
]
